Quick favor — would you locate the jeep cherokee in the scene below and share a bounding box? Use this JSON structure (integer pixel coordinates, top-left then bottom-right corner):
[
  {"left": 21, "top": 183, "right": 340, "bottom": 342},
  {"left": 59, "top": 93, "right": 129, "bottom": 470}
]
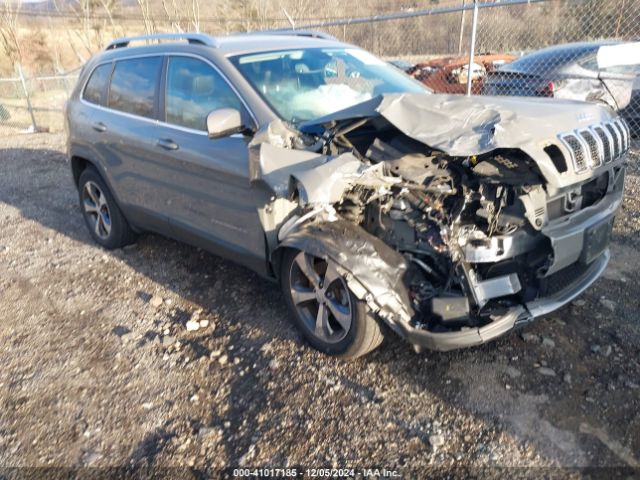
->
[{"left": 66, "top": 32, "right": 630, "bottom": 358}]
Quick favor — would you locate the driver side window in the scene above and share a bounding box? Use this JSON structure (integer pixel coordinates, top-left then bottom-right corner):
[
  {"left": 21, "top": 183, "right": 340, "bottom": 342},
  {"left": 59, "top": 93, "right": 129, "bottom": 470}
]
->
[{"left": 165, "top": 56, "right": 244, "bottom": 131}]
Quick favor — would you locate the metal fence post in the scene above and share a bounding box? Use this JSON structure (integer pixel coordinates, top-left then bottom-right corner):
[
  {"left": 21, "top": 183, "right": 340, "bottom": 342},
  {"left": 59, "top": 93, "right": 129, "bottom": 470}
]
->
[
  {"left": 466, "top": 0, "right": 479, "bottom": 96},
  {"left": 57, "top": 68, "right": 71, "bottom": 97},
  {"left": 17, "top": 64, "right": 38, "bottom": 132},
  {"left": 457, "top": 0, "right": 466, "bottom": 56}
]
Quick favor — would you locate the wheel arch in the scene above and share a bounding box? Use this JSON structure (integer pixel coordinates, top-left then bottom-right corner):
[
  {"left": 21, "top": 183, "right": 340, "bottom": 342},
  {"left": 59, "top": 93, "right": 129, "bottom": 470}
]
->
[
  {"left": 269, "top": 244, "right": 289, "bottom": 282},
  {"left": 69, "top": 144, "right": 111, "bottom": 188},
  {"left": 71, "top": 155, "right": 91, "bottom": 187},
  {"left": 70, "top": 150, "right": 137, "bottom": 232},
  {"left": 69, "top": 149, "right": 116, "bottom": 199},
  {"left": 273, "top": 220, "right": 415, "bottom": 325}
]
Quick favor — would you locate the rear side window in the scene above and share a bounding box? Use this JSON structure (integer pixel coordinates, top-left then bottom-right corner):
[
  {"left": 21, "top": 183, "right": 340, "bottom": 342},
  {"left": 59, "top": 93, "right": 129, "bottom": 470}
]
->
[
  {"left": 578, "top": 54, "right": 598, "bottom": 72},
  {"left": 165, "top": 56, "right": 244, "bottom": 131},
  {"left": 83, "top": 63, "right": 111, "bottom": 105},
  {"left": 108, "top": 57, "right": 162, "bottom": 118}
]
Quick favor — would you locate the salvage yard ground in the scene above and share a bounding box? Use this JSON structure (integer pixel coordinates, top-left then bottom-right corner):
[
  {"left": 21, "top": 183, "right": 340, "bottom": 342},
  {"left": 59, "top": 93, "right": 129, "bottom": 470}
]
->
[{"left": 0, "top": 133, "right": 639, "bottom": 475}]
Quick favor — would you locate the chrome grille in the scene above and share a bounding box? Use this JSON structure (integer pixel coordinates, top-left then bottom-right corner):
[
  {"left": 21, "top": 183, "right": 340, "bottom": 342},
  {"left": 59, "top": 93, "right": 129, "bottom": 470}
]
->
[
  {"left": 593, "top": 126, "right": 613, "bottom": 164},
  {"left": 612, "top": 122, "right": 626, "bottom": 153},
  {"left": 614, "top": 119, "right": 628, "bottom": 151},
  {"left": 620, "top": 119, "right": 631, "bottom": 150},
  {"left": 605, "top": 123, "right": 621, "bottom": 159},
  {"left": 557, "top": 119, "right": 628, "bottom": 174},
  {"left": 579, "top": 129, "right": 601, "bottom": 168},
  {"left": 561, "top": 134, "right": 587, "bottom": 172}
]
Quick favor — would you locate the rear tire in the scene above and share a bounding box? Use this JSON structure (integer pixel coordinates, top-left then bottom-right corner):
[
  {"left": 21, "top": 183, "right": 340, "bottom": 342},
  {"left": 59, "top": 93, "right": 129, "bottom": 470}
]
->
[
  {"left": 280, "top": 248, "right": 383, "bottom": 359},
  {"left": 78, "top": 167, "right": 137, "bottom": 249}
]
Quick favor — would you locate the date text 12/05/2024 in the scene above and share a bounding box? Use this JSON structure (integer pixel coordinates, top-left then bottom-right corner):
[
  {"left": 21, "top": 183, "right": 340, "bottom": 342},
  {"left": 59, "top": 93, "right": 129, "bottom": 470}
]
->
[{"left": 231, "top": 468, "right": 401, "bottom": 477}]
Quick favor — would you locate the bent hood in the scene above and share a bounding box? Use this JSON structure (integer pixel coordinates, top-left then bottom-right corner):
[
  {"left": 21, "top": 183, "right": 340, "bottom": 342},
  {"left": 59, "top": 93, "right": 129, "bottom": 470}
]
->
[{"left": 303, "top": 92, "right": 618, "bottom": 157}]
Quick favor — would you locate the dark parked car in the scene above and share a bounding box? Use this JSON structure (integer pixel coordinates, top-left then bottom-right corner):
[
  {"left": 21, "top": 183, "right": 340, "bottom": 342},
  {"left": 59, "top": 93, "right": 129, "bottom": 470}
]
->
[
  {"left": 66, "top": 32, "right": 630, "bottom": 358},
  {"left": 483, "top": 41, "right": 640, "bottom": 135}
]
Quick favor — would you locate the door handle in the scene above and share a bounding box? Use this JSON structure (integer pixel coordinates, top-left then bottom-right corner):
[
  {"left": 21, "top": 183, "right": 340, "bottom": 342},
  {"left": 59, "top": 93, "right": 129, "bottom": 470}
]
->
[
  {"left": 156, "top": 139, "right": 179, "bottom": 151},
  {"left": 92, "top": 122, "right": 107, "bottom": 132}
]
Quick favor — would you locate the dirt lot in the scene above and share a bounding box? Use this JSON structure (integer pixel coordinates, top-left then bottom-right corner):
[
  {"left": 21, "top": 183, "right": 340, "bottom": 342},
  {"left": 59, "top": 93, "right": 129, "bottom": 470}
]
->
[{"left": 0, "top": 133, "right": 639, "bottom": 477}]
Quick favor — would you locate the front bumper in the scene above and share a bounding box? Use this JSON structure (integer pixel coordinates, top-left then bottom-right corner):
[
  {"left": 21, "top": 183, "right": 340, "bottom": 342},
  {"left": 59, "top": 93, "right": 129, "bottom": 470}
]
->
[
  {"left": 401, "top": 167, "right": 625, "bottom": 352},
  {"left": 401, "top": 249, "right": 610, "bottom": 352},
  {"left": 542, "top": 174, "right": 623, "bottom": 275}
]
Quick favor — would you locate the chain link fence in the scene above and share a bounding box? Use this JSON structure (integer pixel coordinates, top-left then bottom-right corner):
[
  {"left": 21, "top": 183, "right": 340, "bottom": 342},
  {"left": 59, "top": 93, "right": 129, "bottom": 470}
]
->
[
  {"left": 472, "top": 0, "right": 639, "bottom": 137},
  {"left": 0, "top": 0, "right": 638, "bottom": 138},
  {"left": 0, "top": 69, "right": 79, "bottom": 135},
  {"left": 296, "top": 0, "right": 639, "bottom": 137}
]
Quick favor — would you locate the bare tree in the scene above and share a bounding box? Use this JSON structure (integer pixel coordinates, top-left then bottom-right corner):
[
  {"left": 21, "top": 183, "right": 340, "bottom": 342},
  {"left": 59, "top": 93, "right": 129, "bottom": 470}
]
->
[
  {"left": 162, "top": 0, "right": 185, "bottom": 32},
  {"left": 99, "top": 0, "right": 122, "bottom": 38},
  {"left": 159, "top": 0, "right": 201, "bottom": 33},
  {"left": 52, "top": 0, "right": 119, "bottom": 62},
  {"left": 0, "top": 0, "right": 23, "bottom": 72},
  {"left": 51, "top": 0, "right": 85, "bottom": 63},
  {"left": 233, "top": 0, "right": 271, "bottom": 32},
  {"left": 191, "top": 0, "right": 201, "bottom": 32},
  {"left": 278, "top": 0, "right": 317, "bottom": 25},
  {"left": 137, "top": 0, "right": 157, "bottom": 35}
]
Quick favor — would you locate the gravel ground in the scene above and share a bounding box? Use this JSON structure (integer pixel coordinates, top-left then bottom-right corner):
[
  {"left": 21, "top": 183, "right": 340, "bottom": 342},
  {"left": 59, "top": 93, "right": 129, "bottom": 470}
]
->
[{"left": 0, "top": 133, "right": 639, "bottom": 477}]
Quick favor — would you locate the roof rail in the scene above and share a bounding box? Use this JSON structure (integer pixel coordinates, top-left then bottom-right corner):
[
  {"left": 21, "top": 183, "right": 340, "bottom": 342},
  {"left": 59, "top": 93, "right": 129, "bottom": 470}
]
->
[
  {"left": 105, "top": 33, "right": 218, "bottom": 50},
  {"left": 249, "top": 29, "right": 337, "bottom": 41}
]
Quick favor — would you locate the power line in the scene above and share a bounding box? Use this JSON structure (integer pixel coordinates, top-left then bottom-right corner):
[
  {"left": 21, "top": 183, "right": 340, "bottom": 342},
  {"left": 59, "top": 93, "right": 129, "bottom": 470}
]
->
[{"left": 15, "top": 8, "right": 348, "bottom": 23}]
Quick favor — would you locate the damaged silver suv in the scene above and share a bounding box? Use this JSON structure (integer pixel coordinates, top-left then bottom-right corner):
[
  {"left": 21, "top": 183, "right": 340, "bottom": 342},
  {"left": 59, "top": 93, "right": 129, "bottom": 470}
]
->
[{"left": 66, "top": 32, "right": 630, "bottom": 358}]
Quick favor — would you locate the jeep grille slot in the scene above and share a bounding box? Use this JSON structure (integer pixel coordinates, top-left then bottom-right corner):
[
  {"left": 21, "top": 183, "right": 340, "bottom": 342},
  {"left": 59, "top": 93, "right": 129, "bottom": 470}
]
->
[
  {"left": 579, "top": 130, "right": 601, "bottom": 168},
  {"left": 613, "top": 120, "right": 628, "bottom": 152},
  {"left": 618, "top": 119, "right": 630, "bottom": 150},
  {"left": 543, "top": 144, "right": 568, "bottom": 173},
  {"left": 561, "top": 134, "right": 587, "bottom": 172},
  {"left": 593, "top": 126, "right": 613, "bottom": 164},
  {"left": 605, "top": 123, "right": 621, "bottom": 159}
]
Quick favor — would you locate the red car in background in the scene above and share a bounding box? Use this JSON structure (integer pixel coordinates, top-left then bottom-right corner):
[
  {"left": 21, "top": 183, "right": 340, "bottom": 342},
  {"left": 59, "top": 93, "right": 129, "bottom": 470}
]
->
[{"left": 407, "top": 53, "right": 516, "bottom": 94}]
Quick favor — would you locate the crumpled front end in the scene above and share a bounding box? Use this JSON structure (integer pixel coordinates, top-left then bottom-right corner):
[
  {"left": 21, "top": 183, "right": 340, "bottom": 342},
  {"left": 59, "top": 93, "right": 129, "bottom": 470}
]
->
[{"left": 254, "top": 93, "right": 630, "bottom": 352}]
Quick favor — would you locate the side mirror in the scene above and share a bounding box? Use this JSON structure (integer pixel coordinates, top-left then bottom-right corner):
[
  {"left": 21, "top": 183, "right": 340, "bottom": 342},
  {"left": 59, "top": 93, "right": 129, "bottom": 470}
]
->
[{"left": 206, "top": 108, "right": 246, "bottom": 139}]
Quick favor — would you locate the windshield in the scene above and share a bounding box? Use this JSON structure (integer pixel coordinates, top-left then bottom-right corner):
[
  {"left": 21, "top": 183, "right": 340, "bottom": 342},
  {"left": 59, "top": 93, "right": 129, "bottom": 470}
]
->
[{"left": 229, "top": 47, "right": 428, "bottom": 123}]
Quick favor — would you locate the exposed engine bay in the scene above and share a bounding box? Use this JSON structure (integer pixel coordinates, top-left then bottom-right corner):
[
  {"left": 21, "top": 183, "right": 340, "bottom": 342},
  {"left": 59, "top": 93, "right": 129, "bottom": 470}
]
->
[
  {"left": 284, "top": 122, "right": 556, "bottom": 333},
  {"left": 338, "top": 135, "right": 546, "bottom": 329},
  {"left": 252, "top": 93, "right": 629, "bottom": 350}
]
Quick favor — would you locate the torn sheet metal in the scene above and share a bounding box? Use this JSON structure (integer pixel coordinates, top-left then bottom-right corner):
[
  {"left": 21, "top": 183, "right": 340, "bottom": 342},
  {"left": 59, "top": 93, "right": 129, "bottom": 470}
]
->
[
  {"left": 248, "top": 118, "right": 328, "bottom": 196},
  {"left": 249, "top": 142, "right": 326, "bottom": 197},
  {"left": 248, "top": 142, "right": 370, "bottom": 202},
  {"left": 251, "top": 142, "right": 401, "bottom": 205},
  {"left": 377, "top": 93, "right": 619, "bottom": 156},
  {"left": 303, "top": 92, "right": 616, "bottom": 157},
  {"left": 277, "top": 219, "right": 414, "bottom": 324},
  {"left": 465, "top": 268, "right": 522, "bottom": 308},
  {"left": 376, "top": 94, "right": 515, "bottom": 155},
  {"left": 292, "top": 159, "right": 401, "bottom": 205},
  {"left": 250, "top": 117, "right": 300, "bottom": 150},
  {"left": 291, "top": 153, "right": 364, "bottom": 204}
]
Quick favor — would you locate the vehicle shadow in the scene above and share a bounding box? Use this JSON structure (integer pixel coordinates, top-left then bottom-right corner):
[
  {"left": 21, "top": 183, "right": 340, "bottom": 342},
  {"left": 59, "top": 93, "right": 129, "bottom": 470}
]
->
[{"left": 2, "top": 145, "right": 638, "bottom": 470}]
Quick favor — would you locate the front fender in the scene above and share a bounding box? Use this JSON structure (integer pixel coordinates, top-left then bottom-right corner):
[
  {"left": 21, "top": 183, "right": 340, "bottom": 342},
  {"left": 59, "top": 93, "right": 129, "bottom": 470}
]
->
[{"left": 275, "top": 219, "right": 415, "bottom": 327}]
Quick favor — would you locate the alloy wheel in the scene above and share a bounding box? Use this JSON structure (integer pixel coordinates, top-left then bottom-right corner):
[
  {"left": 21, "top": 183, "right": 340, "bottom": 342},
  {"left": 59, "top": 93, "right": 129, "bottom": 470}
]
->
[
  {"left": 82, "top": 180, "right": 112, "bottom": 240},
  {"left": 288, "top": 251, "right": 353, "bottom": 343}
]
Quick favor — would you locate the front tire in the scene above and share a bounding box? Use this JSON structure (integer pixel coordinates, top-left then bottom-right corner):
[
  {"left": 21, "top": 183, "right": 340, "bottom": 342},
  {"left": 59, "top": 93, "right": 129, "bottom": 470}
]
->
[
  {"left": 280, "top": 249, "right": 384, "bottom": 359},
  {"left": 78, "top": 167, "right": 136, "bottom": 249}
]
